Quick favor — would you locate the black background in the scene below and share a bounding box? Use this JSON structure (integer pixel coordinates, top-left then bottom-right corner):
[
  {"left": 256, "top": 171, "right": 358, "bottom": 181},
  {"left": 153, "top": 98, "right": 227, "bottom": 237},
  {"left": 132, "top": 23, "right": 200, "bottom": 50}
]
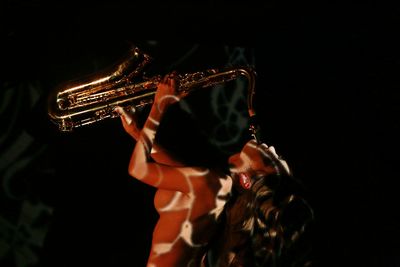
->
[{"left": 1, "top": 1, "right": 399, "bottom": 267}]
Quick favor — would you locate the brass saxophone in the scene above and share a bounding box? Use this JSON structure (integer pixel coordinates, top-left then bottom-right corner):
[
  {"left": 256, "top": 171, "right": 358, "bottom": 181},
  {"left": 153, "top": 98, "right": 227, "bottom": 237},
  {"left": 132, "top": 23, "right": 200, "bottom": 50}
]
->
[{"left": 48, "top": 46, "right": 257, "bottom": 132}]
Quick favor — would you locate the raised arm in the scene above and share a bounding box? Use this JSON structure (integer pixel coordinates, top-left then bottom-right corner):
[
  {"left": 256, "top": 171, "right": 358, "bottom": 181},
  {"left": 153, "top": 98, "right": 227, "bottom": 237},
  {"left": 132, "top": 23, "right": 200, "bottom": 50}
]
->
[
  {"left": 125, "top": 75, "right": 208, "bottom": 193},
  {"left": 115, "top": 106, "right": 184, "bottom": 167}
]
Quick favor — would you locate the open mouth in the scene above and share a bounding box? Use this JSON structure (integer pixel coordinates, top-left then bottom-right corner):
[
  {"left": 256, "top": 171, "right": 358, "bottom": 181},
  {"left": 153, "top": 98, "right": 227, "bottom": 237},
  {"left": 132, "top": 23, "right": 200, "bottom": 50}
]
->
[{"left": 239, "top": 173, "right": 252, "bottom": 189}]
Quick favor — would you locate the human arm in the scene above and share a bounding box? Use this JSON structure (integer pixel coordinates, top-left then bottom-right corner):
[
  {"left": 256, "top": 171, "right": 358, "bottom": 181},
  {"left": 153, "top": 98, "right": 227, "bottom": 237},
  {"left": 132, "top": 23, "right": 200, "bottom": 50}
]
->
[
  {"left": 115, "top": 106, "right": 184, "bottom": 167},
  {"left": 126, "top": 75, "right": 208, "bottom": 192}
]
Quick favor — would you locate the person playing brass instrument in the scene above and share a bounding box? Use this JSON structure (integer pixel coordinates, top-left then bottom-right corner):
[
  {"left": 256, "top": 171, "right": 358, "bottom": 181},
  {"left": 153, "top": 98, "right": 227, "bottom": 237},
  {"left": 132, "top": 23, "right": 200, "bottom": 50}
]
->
[{"left": 115, "top": 73, "right": 315, "bottom": 267}]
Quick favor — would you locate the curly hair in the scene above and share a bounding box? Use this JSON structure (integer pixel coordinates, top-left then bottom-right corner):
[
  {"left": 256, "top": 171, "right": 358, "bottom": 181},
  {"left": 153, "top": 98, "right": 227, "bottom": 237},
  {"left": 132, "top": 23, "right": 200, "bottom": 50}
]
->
[{"left": 205, "top": 147, "right": 315, "bottom": 267}]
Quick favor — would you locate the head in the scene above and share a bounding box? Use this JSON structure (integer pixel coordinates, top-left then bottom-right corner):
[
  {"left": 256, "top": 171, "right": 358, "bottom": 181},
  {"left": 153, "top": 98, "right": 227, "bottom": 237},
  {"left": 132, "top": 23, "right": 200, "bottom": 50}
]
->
[
  {"left": 228, "top": 139, "right": 291, "bottom": 192},
  {"left": 208, "top": 139, "right": 314, "bottom": 267}
]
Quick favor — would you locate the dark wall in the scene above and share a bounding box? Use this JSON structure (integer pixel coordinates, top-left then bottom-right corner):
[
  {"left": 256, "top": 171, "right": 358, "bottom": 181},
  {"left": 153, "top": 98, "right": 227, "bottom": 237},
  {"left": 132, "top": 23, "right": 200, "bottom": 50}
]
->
[{"left": 1, "top": 1, "right": 399, "bottom": 267}]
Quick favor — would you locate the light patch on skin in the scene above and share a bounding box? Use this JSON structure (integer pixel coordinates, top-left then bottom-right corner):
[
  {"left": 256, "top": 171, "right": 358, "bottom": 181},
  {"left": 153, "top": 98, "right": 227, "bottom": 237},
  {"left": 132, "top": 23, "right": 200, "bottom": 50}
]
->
[
  {"left": 258, "top": 145, "right": 291, "bottom": 176},
  {"left": 151, "top": 170, "right": 231, "bottom": 260},
  {"left": 142, "top": 126, "right": 157, "bottom": 145},
  {"left": 151, "top": 146, "right": 158, "bottom": 154},
  {"left": 158, "top": 191, "right": 191, "bottom": 212},
  {"left": 156, "top": 95, "right": 180, "bottom": 112},
  {"left": 229, "top": 140, "right": 258, "bottom": 174},
  {"left": 188, "top": 168, "right": 210, "bottom": 177},
  {"left": 152, "top": 171, "right": 203, "bottom": 258},
  {"left": 209, "top": 176, "right": 232, "bottom": 219},
  {"left": 130, "top": 92, "right": 209, "bottom": 259},
  {"left": 130, "top": 89, "right": 233, "bottom": 266},
  {"left": 139, "top": 128, "right": 155, "bottom": 156},
  {"left": 148, "top": 117, "right": 160, "bottom": 126},
  {"left": 152, "top": 219, "right": 203, "bottom": 258},
  {"left": 153, "top": 242, "right": 174, "bottom": 255},
  {"left": 230, "top": 140, "right": 291, "bottom": 178},
  {"left": 180, "top": 220, "right": 197, "bottom": 246},
  {"left": 230, "top": 152, "right": 252, "bottom": 174},
  {"left": 131, "top": 125, "right": 158, "bottom": 179}
]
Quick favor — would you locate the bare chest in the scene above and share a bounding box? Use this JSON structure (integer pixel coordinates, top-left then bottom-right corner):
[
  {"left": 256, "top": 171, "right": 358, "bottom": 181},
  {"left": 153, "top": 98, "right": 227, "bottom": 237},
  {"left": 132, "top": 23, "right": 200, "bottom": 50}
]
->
[{"left": 154, "top": 190, "right": 192, "bottom": 213}]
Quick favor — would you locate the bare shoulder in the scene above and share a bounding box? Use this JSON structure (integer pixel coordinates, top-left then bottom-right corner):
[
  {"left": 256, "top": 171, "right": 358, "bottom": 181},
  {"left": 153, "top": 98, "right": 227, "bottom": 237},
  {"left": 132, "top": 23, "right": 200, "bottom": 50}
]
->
[{"left": 190, "top": 168, "right": 232, "bottom": 195}]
